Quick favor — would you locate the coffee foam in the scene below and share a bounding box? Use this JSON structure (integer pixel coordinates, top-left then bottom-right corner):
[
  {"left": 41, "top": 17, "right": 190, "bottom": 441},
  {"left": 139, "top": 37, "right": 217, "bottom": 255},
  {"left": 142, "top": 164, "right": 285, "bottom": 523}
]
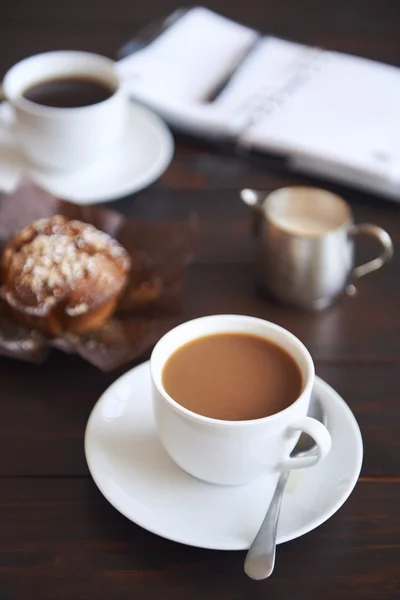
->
[{"left": 274, "top": 214, "right": 338, "bottom": 236}]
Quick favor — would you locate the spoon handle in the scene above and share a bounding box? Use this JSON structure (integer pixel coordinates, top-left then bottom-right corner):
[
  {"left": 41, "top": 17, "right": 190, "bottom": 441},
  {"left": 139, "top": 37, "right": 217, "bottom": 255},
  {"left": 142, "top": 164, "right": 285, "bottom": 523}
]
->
[{"left": 244, "top": 470, "right": 289, "bottom": 580}]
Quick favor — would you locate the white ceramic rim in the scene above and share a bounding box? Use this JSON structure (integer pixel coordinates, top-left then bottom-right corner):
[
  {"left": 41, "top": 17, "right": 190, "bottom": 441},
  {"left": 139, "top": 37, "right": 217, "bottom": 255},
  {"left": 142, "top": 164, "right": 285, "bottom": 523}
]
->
[
  {"left": 3, "top": 50, "right": 120, "bottom": 117},
  {"left": 150, "top": 314, "right": 315, "bottom": 428}
]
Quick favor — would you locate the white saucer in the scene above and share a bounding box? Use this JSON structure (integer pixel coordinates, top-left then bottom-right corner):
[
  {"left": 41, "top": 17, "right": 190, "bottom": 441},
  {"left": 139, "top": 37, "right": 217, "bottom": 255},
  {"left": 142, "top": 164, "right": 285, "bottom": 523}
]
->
[
  {"left": 85, "top": 362, "right": 363, "bottom": 550},
  {"left": 0, "top": 101, "right": 174, "bottom": 204}
]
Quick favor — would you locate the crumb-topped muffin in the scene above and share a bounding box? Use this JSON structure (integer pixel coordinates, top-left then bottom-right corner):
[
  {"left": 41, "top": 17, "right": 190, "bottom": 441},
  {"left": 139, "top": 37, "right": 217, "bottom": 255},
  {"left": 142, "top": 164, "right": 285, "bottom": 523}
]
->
[{"left": 1, "top": 215, "right": 131, "bottom": 335}]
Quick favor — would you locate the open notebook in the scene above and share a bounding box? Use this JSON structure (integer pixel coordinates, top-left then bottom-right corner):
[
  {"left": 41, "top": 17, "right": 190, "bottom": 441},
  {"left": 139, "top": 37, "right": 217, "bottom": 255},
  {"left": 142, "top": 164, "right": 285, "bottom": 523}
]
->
[{"left": 117, "top": 7, "right": 400, "bottom": 200}]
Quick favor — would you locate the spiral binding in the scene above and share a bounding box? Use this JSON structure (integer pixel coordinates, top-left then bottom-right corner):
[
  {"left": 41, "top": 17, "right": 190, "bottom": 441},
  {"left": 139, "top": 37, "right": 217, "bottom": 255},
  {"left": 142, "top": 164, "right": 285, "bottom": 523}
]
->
[{"left": 235, "top": 47, "right": 328, "bottom": 148}]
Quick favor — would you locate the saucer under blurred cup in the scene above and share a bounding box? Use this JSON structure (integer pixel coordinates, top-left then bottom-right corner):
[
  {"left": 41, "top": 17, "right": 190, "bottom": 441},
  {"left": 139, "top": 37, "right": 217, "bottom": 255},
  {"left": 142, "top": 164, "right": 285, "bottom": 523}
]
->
[
  {"left": 241, "top": 187, "right": 393, "bottom": 310},
  {"left": 2, "top": 51, "right": 128, "bottom": 171}
]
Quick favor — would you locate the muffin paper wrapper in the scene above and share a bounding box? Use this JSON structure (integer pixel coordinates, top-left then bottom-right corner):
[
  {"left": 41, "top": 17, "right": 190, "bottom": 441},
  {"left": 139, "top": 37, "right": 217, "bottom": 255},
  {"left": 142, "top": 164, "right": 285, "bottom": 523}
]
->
[{"left": 0, "top": 181, "right": 197, "bottom": 371}]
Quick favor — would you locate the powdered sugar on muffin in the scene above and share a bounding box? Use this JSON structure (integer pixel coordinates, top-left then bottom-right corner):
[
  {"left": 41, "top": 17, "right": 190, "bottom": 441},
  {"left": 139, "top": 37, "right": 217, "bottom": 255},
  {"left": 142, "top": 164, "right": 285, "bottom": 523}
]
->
[{"left": 1, "top": 215, "right": 131, "bottom": 334}]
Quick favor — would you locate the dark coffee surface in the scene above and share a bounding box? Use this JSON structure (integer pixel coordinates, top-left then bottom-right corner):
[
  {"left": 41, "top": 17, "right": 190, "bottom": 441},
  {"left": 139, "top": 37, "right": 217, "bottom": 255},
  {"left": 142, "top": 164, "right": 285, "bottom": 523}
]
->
[
  {"left": 22, "top": 76, "right": 115, "bottom": 108},
  {"left": 162, "top": 332, "right": 303, "bottom": 420}
]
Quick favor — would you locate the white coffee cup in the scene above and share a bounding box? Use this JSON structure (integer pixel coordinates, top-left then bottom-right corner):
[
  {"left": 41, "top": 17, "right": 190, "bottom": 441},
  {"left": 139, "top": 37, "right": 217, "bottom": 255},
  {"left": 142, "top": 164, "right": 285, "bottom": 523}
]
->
[
  {"left": 151, "top": 315, "right": 331, "bottom": 486},
  {"left": 2, "top": 51, "right": 128, "bottom": 171}
]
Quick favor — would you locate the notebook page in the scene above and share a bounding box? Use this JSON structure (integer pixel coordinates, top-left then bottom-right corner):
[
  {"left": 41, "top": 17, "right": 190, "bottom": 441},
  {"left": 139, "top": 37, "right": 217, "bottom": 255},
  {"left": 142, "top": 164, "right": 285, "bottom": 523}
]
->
[
  {"left": 214, "top": 37, "right": 319, "bottom": 114},
  {"left": 118, "top": 7, "right": 257, "bottom": 105},
  {"left": 240, "top": 49, "right": 400, "bottom": 184}
]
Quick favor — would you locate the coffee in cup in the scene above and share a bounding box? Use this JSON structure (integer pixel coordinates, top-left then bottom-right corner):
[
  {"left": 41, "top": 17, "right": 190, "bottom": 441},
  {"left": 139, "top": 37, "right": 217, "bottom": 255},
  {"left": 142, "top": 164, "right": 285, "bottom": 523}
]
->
[
  {"left": 162, "top": 332, "right": 303, "bottom": 421},
  {"left": 151, "top": 315, "right": 331, "bottom": 485},
  {"left": 2, "top": 51, "right": 128, "bottom": 171},
  {"left": 22, "top": 76, "right": 116, "bottom": 108}
]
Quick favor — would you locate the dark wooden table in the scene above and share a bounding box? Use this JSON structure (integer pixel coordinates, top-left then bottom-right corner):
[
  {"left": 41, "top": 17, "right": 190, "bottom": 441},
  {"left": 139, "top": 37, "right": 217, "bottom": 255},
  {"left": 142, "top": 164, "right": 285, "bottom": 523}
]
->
[{"left": 1, "top": 1, "right": 400, "bottom": 599}]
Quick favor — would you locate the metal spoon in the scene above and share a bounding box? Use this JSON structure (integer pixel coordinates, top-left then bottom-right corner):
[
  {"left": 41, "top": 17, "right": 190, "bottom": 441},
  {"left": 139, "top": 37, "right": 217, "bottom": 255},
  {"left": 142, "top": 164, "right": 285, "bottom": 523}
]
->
[{"left": 244, "top": 394, "right": 326, "bottom": 580}]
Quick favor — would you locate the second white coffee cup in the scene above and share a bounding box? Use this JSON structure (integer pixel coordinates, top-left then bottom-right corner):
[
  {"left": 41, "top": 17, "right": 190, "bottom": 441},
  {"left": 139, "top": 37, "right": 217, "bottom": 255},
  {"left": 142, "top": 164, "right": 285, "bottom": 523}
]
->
[
  {"left": 2, "top": 50, "right": 128, "bottom": 171},
  {"left": 151, "top": 315, "right": 331, "bottom": 486}
]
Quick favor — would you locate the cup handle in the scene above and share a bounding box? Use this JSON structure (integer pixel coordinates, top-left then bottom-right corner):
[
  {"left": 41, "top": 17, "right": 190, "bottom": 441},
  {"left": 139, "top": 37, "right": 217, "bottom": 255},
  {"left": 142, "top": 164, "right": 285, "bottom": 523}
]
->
[
  {"left": 281, "top": 416, "right": 331, "bottom": 470},
  {"left": 347, "top": 224, "right": 393, "bottom": 293}
]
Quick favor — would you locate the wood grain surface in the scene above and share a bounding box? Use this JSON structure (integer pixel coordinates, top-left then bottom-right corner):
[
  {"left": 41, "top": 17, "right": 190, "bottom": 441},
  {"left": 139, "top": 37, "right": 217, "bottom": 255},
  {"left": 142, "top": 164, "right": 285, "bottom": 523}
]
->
[
  {"left": 1, "top": 480, "right": 399, "bottom": 600},
  {"left": 0, "top": 1, "right": 399, "bottom": 598}
]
